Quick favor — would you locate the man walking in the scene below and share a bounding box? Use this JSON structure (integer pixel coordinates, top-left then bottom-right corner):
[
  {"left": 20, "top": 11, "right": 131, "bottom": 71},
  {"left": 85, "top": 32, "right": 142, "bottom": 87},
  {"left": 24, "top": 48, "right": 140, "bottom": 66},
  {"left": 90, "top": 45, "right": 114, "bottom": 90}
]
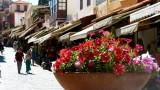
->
[{"left": 15, "top": 48, "right": 24, "bottom": 74}]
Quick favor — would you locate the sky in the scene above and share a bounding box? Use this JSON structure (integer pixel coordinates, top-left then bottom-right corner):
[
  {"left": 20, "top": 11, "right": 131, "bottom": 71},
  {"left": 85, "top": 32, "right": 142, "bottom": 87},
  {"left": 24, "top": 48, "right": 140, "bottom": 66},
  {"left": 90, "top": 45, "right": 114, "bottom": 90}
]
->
[{"left": 12, "top": 0, "right": 38, "bottom": 5}]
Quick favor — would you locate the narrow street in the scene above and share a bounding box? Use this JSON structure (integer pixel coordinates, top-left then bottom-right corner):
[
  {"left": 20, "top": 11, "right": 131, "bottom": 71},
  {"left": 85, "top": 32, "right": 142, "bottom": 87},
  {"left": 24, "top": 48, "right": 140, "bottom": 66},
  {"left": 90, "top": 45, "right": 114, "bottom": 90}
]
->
[{"left": 0, "top": 47, "right": 63, "bottom": 90}]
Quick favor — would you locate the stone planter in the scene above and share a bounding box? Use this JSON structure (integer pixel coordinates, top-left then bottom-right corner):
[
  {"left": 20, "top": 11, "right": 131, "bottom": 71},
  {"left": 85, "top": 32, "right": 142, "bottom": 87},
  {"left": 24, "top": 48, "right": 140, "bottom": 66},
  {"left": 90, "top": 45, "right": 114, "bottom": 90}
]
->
[{"left": 54, "top": 73, "right": 151, "bottom": 90}]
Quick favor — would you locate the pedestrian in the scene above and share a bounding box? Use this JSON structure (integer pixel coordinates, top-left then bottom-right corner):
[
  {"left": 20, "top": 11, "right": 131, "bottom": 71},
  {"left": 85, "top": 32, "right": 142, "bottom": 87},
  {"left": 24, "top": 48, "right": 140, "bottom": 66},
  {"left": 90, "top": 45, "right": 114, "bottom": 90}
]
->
[
  {"left": 15, "top": 48, "right": 24, "bottom": 74},
  {"left": 13, "top": 41, "right": 17, "bottom": 52},
  {"left": 31, "top": 46, "right": 36, "bottom": 66},
  {"left": 24, "top": 50, "right": 31, "bottom": 74},
  {"left": 0, "top": 42, "right": 4, "bottom": 54}
]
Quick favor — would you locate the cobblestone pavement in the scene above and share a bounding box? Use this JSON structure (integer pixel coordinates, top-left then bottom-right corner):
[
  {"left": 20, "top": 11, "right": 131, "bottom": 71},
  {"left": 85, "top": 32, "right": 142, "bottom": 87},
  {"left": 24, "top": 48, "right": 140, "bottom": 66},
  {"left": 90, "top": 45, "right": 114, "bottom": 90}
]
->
[{"left": 0, "top": 47, "right": 63, "bottom": 90}]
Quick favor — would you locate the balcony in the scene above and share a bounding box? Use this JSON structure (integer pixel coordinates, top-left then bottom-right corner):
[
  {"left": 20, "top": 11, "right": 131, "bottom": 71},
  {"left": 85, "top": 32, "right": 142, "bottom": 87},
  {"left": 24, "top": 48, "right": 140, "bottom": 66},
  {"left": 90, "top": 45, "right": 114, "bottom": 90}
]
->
[{"left": 130, "top": 2, "right": 160, "bottom": 22}]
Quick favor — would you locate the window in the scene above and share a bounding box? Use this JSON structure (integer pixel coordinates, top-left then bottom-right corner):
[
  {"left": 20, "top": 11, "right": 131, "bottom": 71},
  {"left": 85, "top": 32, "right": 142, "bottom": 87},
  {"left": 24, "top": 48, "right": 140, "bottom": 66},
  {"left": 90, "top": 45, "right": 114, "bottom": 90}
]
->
[
  {"left": 87, "top": 0, "right": 90, "bottom": 6},
  {"left": 59, "top": 0, "right": 66, "bottom": 2},
  {"left": 58, "top": 3, "right": 66, "bottom": 10},
  {"left": 58, "top": 0, "right": 66, "bottom": 10},
  {"left": 24, "top": 5, "right": 27, "bottom": 11},
  {"left": 17, "top": 5, "right": 20, "bottom": 11},
  {"left": 80, "top": 0, "right": 83, "bottom": 10}
]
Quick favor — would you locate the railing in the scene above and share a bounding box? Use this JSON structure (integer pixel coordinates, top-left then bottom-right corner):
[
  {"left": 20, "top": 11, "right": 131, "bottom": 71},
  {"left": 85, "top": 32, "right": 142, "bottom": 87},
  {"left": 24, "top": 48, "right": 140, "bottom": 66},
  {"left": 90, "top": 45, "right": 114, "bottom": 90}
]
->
[{"left": 130, "top": 2, "right": 160, "bottom": 22}]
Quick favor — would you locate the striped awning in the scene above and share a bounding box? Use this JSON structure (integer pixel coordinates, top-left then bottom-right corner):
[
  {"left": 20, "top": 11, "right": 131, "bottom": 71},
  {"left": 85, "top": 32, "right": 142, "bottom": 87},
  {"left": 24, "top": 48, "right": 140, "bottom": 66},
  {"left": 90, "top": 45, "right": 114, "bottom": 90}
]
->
[
  {"left": 11, "top": 26, "right": 23, "bottom": 32},
  {"left": 59, "top": 32, "right": 76, "bottom": 41},
  {"left": 130, "top": 2, "right": 160, "bottom": 22},
  {"left": 70, "top": 26, "right": 94, "bottom": 41},
  {"left": 116, "top": 22, "right": 139, "bottom": 37},
  {"left": 19, "top": 24, "right": 37, "bottom": 38}
]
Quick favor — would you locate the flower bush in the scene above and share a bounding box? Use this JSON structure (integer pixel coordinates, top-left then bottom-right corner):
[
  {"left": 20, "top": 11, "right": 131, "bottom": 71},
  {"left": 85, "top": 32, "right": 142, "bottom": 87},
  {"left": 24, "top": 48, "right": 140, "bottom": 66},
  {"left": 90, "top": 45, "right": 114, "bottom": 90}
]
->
[{"left": 53, "top": 31, "right": 160, "bottom": 75}]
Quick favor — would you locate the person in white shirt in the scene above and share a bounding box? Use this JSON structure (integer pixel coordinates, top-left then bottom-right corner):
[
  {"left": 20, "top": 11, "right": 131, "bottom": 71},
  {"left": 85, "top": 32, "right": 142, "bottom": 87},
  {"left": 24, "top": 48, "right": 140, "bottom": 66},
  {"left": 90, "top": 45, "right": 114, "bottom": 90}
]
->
[{"left": 25, "top": 50, "right": 32, "bottom": 74}]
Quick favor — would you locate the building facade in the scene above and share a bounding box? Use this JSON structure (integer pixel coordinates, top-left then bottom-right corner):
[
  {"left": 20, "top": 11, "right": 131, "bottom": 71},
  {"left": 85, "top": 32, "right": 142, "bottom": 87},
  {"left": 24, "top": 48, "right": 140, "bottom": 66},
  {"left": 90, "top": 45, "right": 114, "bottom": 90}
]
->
[
  {"left": 9, "top": 0, "right": 31, "bottom": 27},
  {"left": 47, "top": 0, "right": 106, "bottom": 27},
  {"left": 94, "top": 0, "right": 139, "bottom": 17}
]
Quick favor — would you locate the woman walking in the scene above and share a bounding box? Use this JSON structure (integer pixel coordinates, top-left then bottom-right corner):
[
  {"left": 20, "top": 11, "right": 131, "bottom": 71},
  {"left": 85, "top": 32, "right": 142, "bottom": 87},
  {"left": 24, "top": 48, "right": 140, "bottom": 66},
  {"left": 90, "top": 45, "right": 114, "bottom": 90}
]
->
[{"left": 25, "top": 50, "right": 32, "bottom": 74}]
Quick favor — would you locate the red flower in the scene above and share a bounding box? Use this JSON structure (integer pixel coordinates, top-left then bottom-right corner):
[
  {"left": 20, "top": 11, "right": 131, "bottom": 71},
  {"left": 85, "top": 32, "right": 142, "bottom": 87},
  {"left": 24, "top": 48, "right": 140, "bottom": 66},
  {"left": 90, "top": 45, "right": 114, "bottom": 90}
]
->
[
  {"left": 83, "top": 49, "right": 90, "bottom": 55},
  {"left": 114, "top": 47, "right": 123, "bottom": 55},
  {"left": 124, "top": 55, "right": 131, "bottom": 63},
  {"left": 113, "top": 64, "right": 125, "bottom": 75},
  {"left": 94, "top": 50, "right": 101, "bottom": 56},
  {"left": 84, "top": 40, "right": 93, "bottom": 47},
  {"left": 78, "top": 43, "right": 84, "bottom": 51},
  {"left": 71, "top": 46, "right": 79, "bottom": 51},
  {"left": 94, "top": 38, "right": 102, "bottom": 46},
  {"left": 122, "top": 45, "right": 131, "bottom": 53},
  {"left": 87, "top": 52, "right": 94, "bottom": 59},
  {"left": 106, "top": 44, "right": 115, "bottom": 52},
  {"left": 53, "top": 58, "right": 63, "bottom": 71},
  {"left": 101, "top": 51, "right": 110, "bottom": 62},
  {"left": 114, "top": 54, "right": 123, "bottom": 63},
  {"left": 88, "top": 60, "right": 94, "bottom": 67},
  {"left": 78, "top": 53, "right": 86, "bottom": 63},
  {"left": 60, "top": 48, "right": 70, "bottom": 56},
  {"left": 133, "top": 48, "right": 139, "bottom": 56}
]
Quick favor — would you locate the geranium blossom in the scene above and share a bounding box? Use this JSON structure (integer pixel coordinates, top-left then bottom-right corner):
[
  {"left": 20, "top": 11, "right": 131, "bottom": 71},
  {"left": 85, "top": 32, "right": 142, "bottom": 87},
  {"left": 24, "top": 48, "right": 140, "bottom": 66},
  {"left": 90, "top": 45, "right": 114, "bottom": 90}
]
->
[
  {"left": 113, "top": 64, "right": 125, "bottom": 75},
  {"left": 53, "top": 31, "right": 160, "bottom": 76}
]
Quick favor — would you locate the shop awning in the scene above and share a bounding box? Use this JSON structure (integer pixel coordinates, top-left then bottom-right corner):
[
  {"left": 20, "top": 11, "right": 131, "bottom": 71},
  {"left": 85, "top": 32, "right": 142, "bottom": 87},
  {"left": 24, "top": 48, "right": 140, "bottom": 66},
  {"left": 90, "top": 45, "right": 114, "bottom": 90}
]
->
[
  {"left": 70, "top": 26, "right": 94, "bottom": 41},
  {"left": 34, "top": 33, "right": 52, "bottom": 44},
  {"left": 11, "top": 30, "right": 26, "bottom": 37},
  {"left": 59, "top": 32, "right": 76, "bottom": 41},
  {"left": 28, "top": 30, "right": 47, "bottom": 43},
  {"left": 116, "top": 22, "right": 139, "bottom": 37},
  {"left": 25, "top": 30, "right": 42, "bottom": 40},
  {"left": 93, "top": 17, "right": 112, "bottom": 30},
  {"left": 27, "top": 27, "right": 56, "bottom": 43},
  {"left": 2, "top": 29, "right": 11, "bottom": 35},
  {"left": 25, "top": 26, "right": 46, "bottom": 40},
  {"left": 93, "top": 5, "right": 147, "bottom": 30},
  {"left": 11, "top": 26, "right": 23, "bottom": 33},
  {"left": 53, "top": 20, "right": 81, "bottom": 34},
  {"left": 19, "top": 24, "right": 37, "bottom": 38},
  {"left": 130, "top": 2, "right": 160, "bottom": 22},
  {"left": 34, "top": 20, "right": 81, "bottom": 43}
]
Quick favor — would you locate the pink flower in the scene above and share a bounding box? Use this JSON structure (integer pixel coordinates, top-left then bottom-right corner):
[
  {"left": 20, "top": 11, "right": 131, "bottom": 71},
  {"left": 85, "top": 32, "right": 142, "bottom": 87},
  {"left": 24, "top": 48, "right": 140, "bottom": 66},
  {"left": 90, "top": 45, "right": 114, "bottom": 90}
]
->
[
  {"left": 88, "top": 31, "right": 95, "bottom": 37},
  {"left": 103, "top": 31, "right": 110, "bottom": 36},
  {"left": 136, "top": 44, "right": 143, "bottom": 51},
  {"left": 98, "top": 27, "right": 105, "bottom": 33},
  {"left": 75, "top": 61, "right": 82, "bottom": 68},
  {"left": 124, "top": 38, "right": 132, "bottom": 43}
]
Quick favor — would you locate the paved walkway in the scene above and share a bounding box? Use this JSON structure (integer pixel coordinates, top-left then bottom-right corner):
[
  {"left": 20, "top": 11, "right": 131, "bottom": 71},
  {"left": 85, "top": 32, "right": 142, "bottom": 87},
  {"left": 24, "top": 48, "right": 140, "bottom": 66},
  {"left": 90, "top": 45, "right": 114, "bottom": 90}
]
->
[{"left": 0, "top": 47, "right": 63, "bottom": 90}]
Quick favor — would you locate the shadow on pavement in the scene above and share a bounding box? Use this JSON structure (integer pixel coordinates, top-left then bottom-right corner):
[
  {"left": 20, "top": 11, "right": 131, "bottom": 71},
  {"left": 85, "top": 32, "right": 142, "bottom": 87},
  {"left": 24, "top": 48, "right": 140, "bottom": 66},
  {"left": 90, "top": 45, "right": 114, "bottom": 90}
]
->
[
  {"left": 0, "top": 56, "right": 5, "bottom": 63},
  {"left": 27, "top": 73, "right": 36, "bottom": 75},
  {"left": 19, "top": 73, "right": 27, "bottom": 75}
]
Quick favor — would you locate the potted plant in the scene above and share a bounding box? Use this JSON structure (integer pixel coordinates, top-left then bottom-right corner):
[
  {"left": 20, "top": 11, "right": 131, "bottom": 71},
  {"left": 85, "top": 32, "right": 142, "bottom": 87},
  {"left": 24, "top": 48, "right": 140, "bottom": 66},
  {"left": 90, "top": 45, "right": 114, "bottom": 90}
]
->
[{"left": 52, "top": 31, "right": 160, "bottom": 90}]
